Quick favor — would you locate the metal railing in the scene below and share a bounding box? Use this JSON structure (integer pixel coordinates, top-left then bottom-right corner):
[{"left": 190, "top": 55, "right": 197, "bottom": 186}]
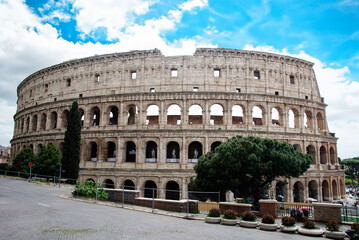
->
[
  {"left": 277, "top": 202, "right": 313, "bottom": 219},
  {"left": 342, "top": 205, "right": 359, "bottom": 223}
]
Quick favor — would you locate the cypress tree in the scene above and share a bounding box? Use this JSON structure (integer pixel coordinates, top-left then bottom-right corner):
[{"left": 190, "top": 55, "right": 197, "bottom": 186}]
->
[{"left": 62, "top": 101, "right": 81, "bottom": 180}]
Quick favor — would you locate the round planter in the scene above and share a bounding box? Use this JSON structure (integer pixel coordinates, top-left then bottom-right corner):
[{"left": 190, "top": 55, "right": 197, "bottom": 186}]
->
[
  {"left": 221, "top": 218, "right": 238, "bottom": 226},
  {"left": 259, "top": 222, "right": 277, "bottom": 231},
  {"left": 324, "top": 230, "right": 346, "bottom": 240},
  {"left": 205, "top": 217, "right": 221, "bottom": 224},
  {"left": 280, "top": 225, "right": 298, "bottom": 233},
  {"left": 240, "top": 220, "right": 258, "bottom": 228},
  {"left": 298, "top": 227, "right": 324, "bottom": 237}
]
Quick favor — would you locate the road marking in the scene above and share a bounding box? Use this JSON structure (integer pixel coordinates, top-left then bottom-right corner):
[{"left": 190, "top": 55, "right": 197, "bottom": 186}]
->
[
  {"left": 0, "top": 186, "right": 10, "bottom": 190},
  {"left": 38, "top": 203, "right": 50, "bottom": 208}
]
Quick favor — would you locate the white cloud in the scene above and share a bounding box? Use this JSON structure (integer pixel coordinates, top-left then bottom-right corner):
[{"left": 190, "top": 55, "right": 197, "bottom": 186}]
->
[
  {"left": 179, "top": 0, "right": 208, "bottom": 12},
  {"left": 244, "top": 44, "right": 359, "bottom": 158}
]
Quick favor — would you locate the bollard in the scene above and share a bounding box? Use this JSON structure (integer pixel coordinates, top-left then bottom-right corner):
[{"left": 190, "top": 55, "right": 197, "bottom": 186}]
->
[
  {"left": 122, "top": 186, "right": 125, "bottom": 207},
  {"left": 152, "top": 188, "right": 155, "bottom": 213},
  {"left": 95, "top": 183, "right": 98, "bottom": 202},
  {"left": 18, "top": 172, "right": 20, "bottom": 177},
  {"left": 187, "top": 191, "right": 189, "bottom": 215}
]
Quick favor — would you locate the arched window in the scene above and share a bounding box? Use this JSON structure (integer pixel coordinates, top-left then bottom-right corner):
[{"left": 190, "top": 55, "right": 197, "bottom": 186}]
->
[
  {"left": 306, "top": 145, "right": 316, "bottom": 165},
  {"left": 293, "top": 144, "right": 302, "bottom": 152},
  {"left": 61, "top": 110, "right": 69, "bottom": 128},
  {"left": 144, "top": 180, "right": 157, "bottom": 198},
  {"left": 107, "top": 141, "right": 116, "bottom": 162},
  {"left": 308, "top": 180, "right": 318, "bottom": 200},
  {"left": 332, "top": 180, "right": 338, "bottom": 200},
  {"left": 293, "top": 181, "right": 304, "bottom": 202},
  {"left": 322, "top": 180, "right": 329, "bottom": 201},
  {"left": 125, "top": 141, "right": 136, "bottom": 162},
  {"left": 330, "top": 147, "right": 336, "bottom": 165},
  {"left": 40, "top": 113, "right": 47, "bottom": 130},
  {"left": 31, "top": 115, "right": 38, "bottom": 132},
  {"left": 145, "top": 141, "right": 157, "bottom": 163},
  {"left": 102, "top": 179, "right": 114, "bottom": 189},
  {"left": 109, "top": 106, "right": 118, "bottom": 125},
  {"left": 232, "top": 105, "right": 244, "bottom": 124},
  {"left": 188, "top": 141, "right": 202, "bottom": 163},
  {"left": 123, "top": 180, "right": 135, "bottom": 190},
  {"left": 50, "top": 111, "right": 57, "bottom": 129},
  {"left": 25, "top": 117, "right": 30, "bottom": 132},
  {"left": 210, "top": 104, "right": 224, "bottom": 125},
  {"left": 211, "top": 141, "right": 221, "bottom": 152},
  {"left": 271, "top": 107, "right": 281, "bottom": 126},
  {"left": 304, "top": 111, "right": 313, "bottom": 129},
  {"left": 166, "top": 181, "right": 180, "bottom": 200},
  {"left": 21, "top": 118, "right": 24, "bottom": 133},
  {"left": 89, "top": 142, "right": 97, "bottom": 161},
  {"left": 166, "top": 141, "right": 180, "bottom": 163},
  {"left": 127, "top": 105, "right": 138, "bottom": 125},
  {"left": 275, "top": 181, "right": 287, "bottom": 202},
  {"left": 317, "top": 112, "right": 324, "bottom": 130},
  {"left": 167, "top": 104, "right": 181, "bottom": 125},
  {"left": 188, "top": 105, "right": 202, "bottom": 124},
  {"left": 37, "top": 144, "right": 43, "bottom": 154},
  {"left": 91, "top": 107, "right": 100, "bottom": 126},
  {"left": 252, "top": 106, "right": 263, "bottom": 125},
  {"left": 288, "top": 109, "right": 295, "bottom": 128},
  {"left": 146, "top": 105, "right": 159, "bottom": 125},
  {"left": 320, "top": 146, "right": 327, "bottom": 164}
]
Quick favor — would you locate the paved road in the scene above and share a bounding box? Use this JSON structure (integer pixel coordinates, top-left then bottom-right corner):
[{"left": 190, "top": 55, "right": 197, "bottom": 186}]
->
[{"left": 0, "top": 177, "right": 323, "bottom": 240}]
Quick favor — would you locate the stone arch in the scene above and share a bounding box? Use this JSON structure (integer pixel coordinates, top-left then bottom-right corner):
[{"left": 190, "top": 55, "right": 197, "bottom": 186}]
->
[
  {"left": 317, "top": 112, "right": 324, "bottom": 130},
  {"left": 330, "top": 147, "right": 336, "bottom": 165},
  {"left": 271, "top": 107, "right": 282, "bottom": 126},
  {"left": 166, "top": 141, "right": 180, "bottom": 162},
  {"left": 304, "top": 110, "right": 313, "bottom": 129},
  {"left": 166, "top": 181, "right": 180, "bottom": 200},
  {"left": 188, "top": 141, "right": 203, "bottom": 163},
  {"left": 144, "top": 180, "right": 157, "bottom": 198},
  {"left": 322, "top": 180, "right": 330, "bottom": 201},
  {"left": 308, "top": 180, "right": 318, "bottom": 200},
  {"left": 288, "top": 108, "right": 299, "bottom": 128},
  {"left": 320, "top": 146, "right": 327, "bottom": 164},
  {"left": 232, "top": 105, "right": 244, "bottom": 124},
  {"left": 211, "top": 141, "right": 221, "bottom": 152},
  {"left": 123, "top": 179, "right": 135, "bottom": 190},
  {"left": 188, "top": 104, "right": 203, "bottom": 124},
  {"left": 108, "top": 106, "right": 119, "bottom": 125},
  {"left": 88, "top": 141, "right": 98, "bottom": 161},
  {"left": 31, "top": 115, "right": 38, "bottom": 132},
  {"left": 293, "top": 181, "right": 304, "bottom": 202},
  {"left": 293, "top": 144, "right": 302, "bottom": 152},
  {"left": 306, "top": 145, "right": 316, "bottom": 165},
  {"left": 91, "top": 107, "right": 100, "bottom": 126},
  {"left": 339, "top": 179, "right": 345, "bottom": 198},
  {"left": 37, "top": 144, "right": 43, "bottom": 154},
  {"left": 167, "top": 104, "right": 181, "bottom": 125},
  {"left": 25, "top": 116, "right": 30, "bottom": 132},
  {"left": 40, "top": 113, "right": 47, "bottom": 130},
  {"left": 145, "top": 141, "right": 157, "bottom": 162},
  {"left": 29, "top": 144, "right": 33, "bottom": 151},
  {"left": 125, "top": 141, "right": 136, "bottom": 162},
  {"left": 50, "top": 111, "right": 57, "bottom": 129},
  {"left": 146, "top": 105, "right": 159, "bottom": 125},
  {"left": 102, "top": 179, "right": 115, "bottom": 189},
  {"left": 106, "top": 141, "right": 116, "bottom": 161},
  {"left": 20, "top": 118, "right": 24, "bottom": 133},
  {"left": 86, "top": 178, "right": 95, "bottom": 183},
  {"left": 332, "top": 179, "right": 338, "bottom": 200},
  {"left": 127, "top": 105, "right": 138, "bottom": 125},
  {"left": 79, "top": 108, "right": 84, "bottom": 127},
  {"left": 252, "top": 105, "right": 264, "bottom": 125},
  {"left": 61, "top": 110, "right": 69, "bottom": 128},
  {"left": 275, "top": 181, "right": 287, "bottom": 202},
  {"left": 210, "top": 104, "right": 224, "bottom": 125}
]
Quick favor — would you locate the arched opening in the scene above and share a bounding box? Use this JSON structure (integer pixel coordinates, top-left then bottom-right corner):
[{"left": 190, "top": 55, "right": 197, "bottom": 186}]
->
[
  {"left": 317, "top": 112, "right": 324, "bottom": 130},
  {"left": 330, "top": 147, "right": 336, "bottom": 165},
  {"left": 166, "top": 141, "right": 180, "bottom": 163},
  {"left": 275, "top": 181, "right": 287, "bottom": 202},
  {"left": 188, "top": 104, "right": 202, "bottom": 124},
  {"left": 232, "top": 105, "right": 244, "bottom": 124},
  {"left": 146, "top": 105, "right": 159, "bottom": 125},
  {"left": 252, "top": 106, "right": 263, "bottom": 125},
  {"left": 37, "top": 144, "right": 43, "bottom": 154},
  {"left": 293, "top": 181, "right": 304, "bottom": 202},
  {"left": 320, "top": 146, "right": 327, "bottom": 164},
  {"left": 144, "top": 180, "right": 157, "bottom": 198},
  {"left": 102, "top": 179, "right": 114, "bottom": 189},
  {"left": 20, "top": 118, "right": 24, "bottom": 133},
  {"left": 91, "top": 107, "right": 100, "bottom": 126},
  {"left": 79, "top": 109, "right": 84, "bottom": 127},
  {"left": 89, "top": 142, "right": 98, "bottom": 161},
  {"left": 145, "top": 141, "right": 157, "bottom": 163},
  {"left": 211, "top": 141, "right": 221, "bottom": 152},
  {"left": 210, "top": 104, "right": 224, "bottom": 125},
  {"left": 271, "top": 107, "right": 281, "bottom": 126},
  {"left": 188, "top": 141, "right": 202, "bottom": 163},
  {"left": 86, "top": 178, "right": 95, "bottom": 183},
  {"left": 61, "top": 110, "right": 69, "bottom": 128},
  {"left": 322, "top": 180, "right": 330, "bottom": 201},
  {"left": 40, "top": 113, "right": 47, "bottom": 130},
  {"left": 304, "top": 111, "right": 313, "bottom": 129},
  {"left": 59, "top": 142, "right": 64, "bottom": 155},
  {"left": 125, "top": 141, "right": 136, "bottom": 162},
  {"left": 25, "top": 117, "right": 30, "bottom": 132},
  {"left": 109, "top": 106, "right": 118, "bottom": 125},
  {"left": 127, "top": 105, "right": 138, "bottom": 125},
  {"left": 332, "top": 180, "right": 338, "bottom": 200},
  {"left": 308, "top": 180, "right": 318, "bottom": 201},
  {"left": 288, "top": 109, "right": 299, "bottom": 128},
  {"left": 107, "top": 141, "right": 116, "bottom": 162},
  {"left": 123, "top": 180, "right": 135, "bottom": 190},
  {"left": 29, "top": 144, "right": 33, "bottom": 151},
  {"left": 167, "top": 104, "right": 181, "bottom": 125},
  {"left": 50, "top": 111, "right": 57, "bottom": 129},
  {"left": 31, "top": 115, "right": 37, "bottom": 132},
  {"left": 339, "top": 179, "right": 345, "bottom": 198},
  {"left": 293, "top": 144, "right": 302, "bottom": 152},
  {"left": 166, "top": 181, "right": 180, "bottom": 200},
  {"left": 306, "top": 145, "right": 316, "bottom": 165}
]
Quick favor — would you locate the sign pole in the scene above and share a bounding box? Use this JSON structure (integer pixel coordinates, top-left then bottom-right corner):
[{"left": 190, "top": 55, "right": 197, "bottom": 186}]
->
[
  {"left": 59, "top": 165, "right": 62, "bottom": 187},
  {"left": 28, "top": 162, "right": 33, "bottom": 182}
]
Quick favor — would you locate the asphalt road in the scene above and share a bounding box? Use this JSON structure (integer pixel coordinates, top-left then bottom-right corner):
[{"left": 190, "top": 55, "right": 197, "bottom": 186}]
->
[{"left": 0, "top": 177, "right": 323, "bottom": 239}]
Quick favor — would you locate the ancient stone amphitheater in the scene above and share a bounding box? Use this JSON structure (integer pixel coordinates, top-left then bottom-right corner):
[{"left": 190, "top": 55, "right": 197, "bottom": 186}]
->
[{"left": 11, "top": 48, "right": 345, "bottom": 202}]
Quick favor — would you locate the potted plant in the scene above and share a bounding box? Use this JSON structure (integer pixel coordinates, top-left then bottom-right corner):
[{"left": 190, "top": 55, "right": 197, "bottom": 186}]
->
[
  {"left": 280, "top": 216, "right": 298, "bottom": 233},
  {"left": 221, "top": 209, "right": 238, "bottom": 226},
  {"left": 239, "top": 211, "right": 258, "bottom": 228},
  {"left": 205, "top": 208, "right": 221, "bottom": 224},
  {"left": 324, "top": 220, "right": 346, "bottom": 239},
  {"left": 259, "top": 214, "right": 277, "bottom": 231},
  {"left": 298, "top": 219, "right": 324, "bottom": 237},
  {"left": 346, "top": 222, "right": 359, "bottom": 240}
]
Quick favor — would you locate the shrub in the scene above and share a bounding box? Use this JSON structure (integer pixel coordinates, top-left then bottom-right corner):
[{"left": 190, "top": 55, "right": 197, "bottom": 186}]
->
[
  {"left": 281, "top": 216, "right": 296, "bottom": 227},
  {"left": 241, "top": 211, "right": 257, "bottom": 222},
  {"left": 208, "top": 208, "right": 220, "bottom": 217},
  {"left": 223, "top": 209, "right": 237, "bottom": 219},
  {"left": 326, "top": 220, "right": 340, "bottom": 232},
  {"left": 351, "top": 223, "right": 359, "bottom": 232},
  {"left": 72, "top": 181, "right": 108, "bottom": 200},
  {"left": 303, "top": 219, "right": 315, "bottom": 229},
  {"left": 261, "top": 214, "right": 275, "bottom": 224}
]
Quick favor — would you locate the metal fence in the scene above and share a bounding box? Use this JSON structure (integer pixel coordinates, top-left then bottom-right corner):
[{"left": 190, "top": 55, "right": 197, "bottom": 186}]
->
[
  {"left": 342, "top": 205, "right": 359, "bottom": 223},
  {"left": 277, "top": 202, "right": 313, "bottom": 219}
]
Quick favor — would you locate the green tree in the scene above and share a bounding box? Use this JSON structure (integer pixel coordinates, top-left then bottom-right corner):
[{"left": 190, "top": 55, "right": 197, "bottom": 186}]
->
[
  {"left": 12, "top": 148, "right": 36, "bottom": 173},
  {"left": 341, "top": 158, "right": 359, "bottom": 186},
  {"left": 34, "top": 144, "right": 62, "bottom": 177},
  {"left": 189, "top": 136, "right": 312, "bottom": 206},
  {"left": 62, "top": 101, "right": 81, "bottom": 180}
]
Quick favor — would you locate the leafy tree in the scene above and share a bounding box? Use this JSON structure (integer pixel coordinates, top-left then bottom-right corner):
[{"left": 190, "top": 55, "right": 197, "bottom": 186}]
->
[
  {"left": 341, "top": 158, "right": 359, "bottom": 186},
  {"left": 33, "top": 144, "right": 61, "bottom": 177},
  {"left": 12, "top": 148, "right": 36, "bottom": 173},
  {"left": 62, "top": 101, "right": 81, "bottom": 180},
  {"left": 189, "top": 136, "right": 312, "bottom": 206}
]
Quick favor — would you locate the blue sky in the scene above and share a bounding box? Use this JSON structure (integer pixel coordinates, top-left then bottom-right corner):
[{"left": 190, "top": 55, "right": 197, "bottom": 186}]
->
[{"left": 0, "top": 0, "right": 359, "bottom": 158}]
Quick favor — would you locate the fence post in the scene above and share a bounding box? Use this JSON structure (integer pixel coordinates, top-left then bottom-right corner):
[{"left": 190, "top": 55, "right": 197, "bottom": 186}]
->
[
  {"left": 53, "top": 176, "right": 56, "bottom": 185},
  {"left": 18, "top": 172, "right": 20, "bottom": 177},
  {"left": 187, "top": 190, "right": 189, "bottom": 216},
  {"left": 5, "top": 171, "right": 7, "bottom": 176},
  {"left": 95, "top": 182, "right": 98, "bottom": 202},
  {"left": 122, "top": 185, "right": 125, "bottom": 207},
  {"left": 152, "top": 188, "right": 155, "bottom": 213},
  {"left": 218, "top": 191, "right": 220, "bottom": 203}
]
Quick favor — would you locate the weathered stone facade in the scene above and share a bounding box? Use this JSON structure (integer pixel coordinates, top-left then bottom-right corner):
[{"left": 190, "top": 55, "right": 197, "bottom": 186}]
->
[{"left": 11, "top": 48, "right": 345, "bottom": 202}]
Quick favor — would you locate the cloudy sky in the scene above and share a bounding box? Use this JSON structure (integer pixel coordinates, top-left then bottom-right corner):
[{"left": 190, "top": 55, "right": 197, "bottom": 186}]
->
[{"left": 0, "top": 0, "right": 358, "bottom": 158}]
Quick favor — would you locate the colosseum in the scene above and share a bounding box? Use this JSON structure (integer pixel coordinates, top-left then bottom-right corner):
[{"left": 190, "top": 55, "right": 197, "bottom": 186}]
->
[{"left": 11, "top": 48, "right": 345, "bottom": 203}]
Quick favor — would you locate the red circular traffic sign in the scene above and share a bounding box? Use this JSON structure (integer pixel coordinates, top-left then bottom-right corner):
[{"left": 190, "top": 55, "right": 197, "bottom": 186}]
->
[{"left": 28, "top": 162, "right": 33, "bottom": 167}]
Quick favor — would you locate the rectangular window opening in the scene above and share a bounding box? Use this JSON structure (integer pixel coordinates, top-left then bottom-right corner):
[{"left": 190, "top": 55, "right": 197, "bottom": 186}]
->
[
  {"left": 254, "top": 70, "right": 260, "bottom": 79},
  {"left": 150, "top": 88, "right": 155, "bottom": 92},
  {"left": 131, "top": 71, "right": 137, "bottom": 79},
  {"left": 45, "top": 84, "right": 48, "bottom": 92},
  {"left": 79, "top": 94, "right": 83, "bottom": 98},
  {"left": 275, "top": 91, "right": 279, "bottom": 95},
  {"left": 171, "top": 69, "right": 178, "bottom": 77},
  {"left": 305, "top": 95, "right": 308, "bottom": 100},
  {"left": 290, "top": 75, "right": 295, "bottom": 84},
  {"left": 214, "top": 69, "right": 220, "bottom": 77},
  {"left": 54, "top": 98, "right": 57, "bottom": 102},
  {"left": 67, "top": 78, "right": 71, "bottom": 86},
  {"left": 193, "top": 87, "right": 198, "bottom": 92},
  {"left": 95, "top": 74, "right": 100, "bottom": 83},
  {"left": 236, "top": 88, "right": 241, "bottom": 93}
]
